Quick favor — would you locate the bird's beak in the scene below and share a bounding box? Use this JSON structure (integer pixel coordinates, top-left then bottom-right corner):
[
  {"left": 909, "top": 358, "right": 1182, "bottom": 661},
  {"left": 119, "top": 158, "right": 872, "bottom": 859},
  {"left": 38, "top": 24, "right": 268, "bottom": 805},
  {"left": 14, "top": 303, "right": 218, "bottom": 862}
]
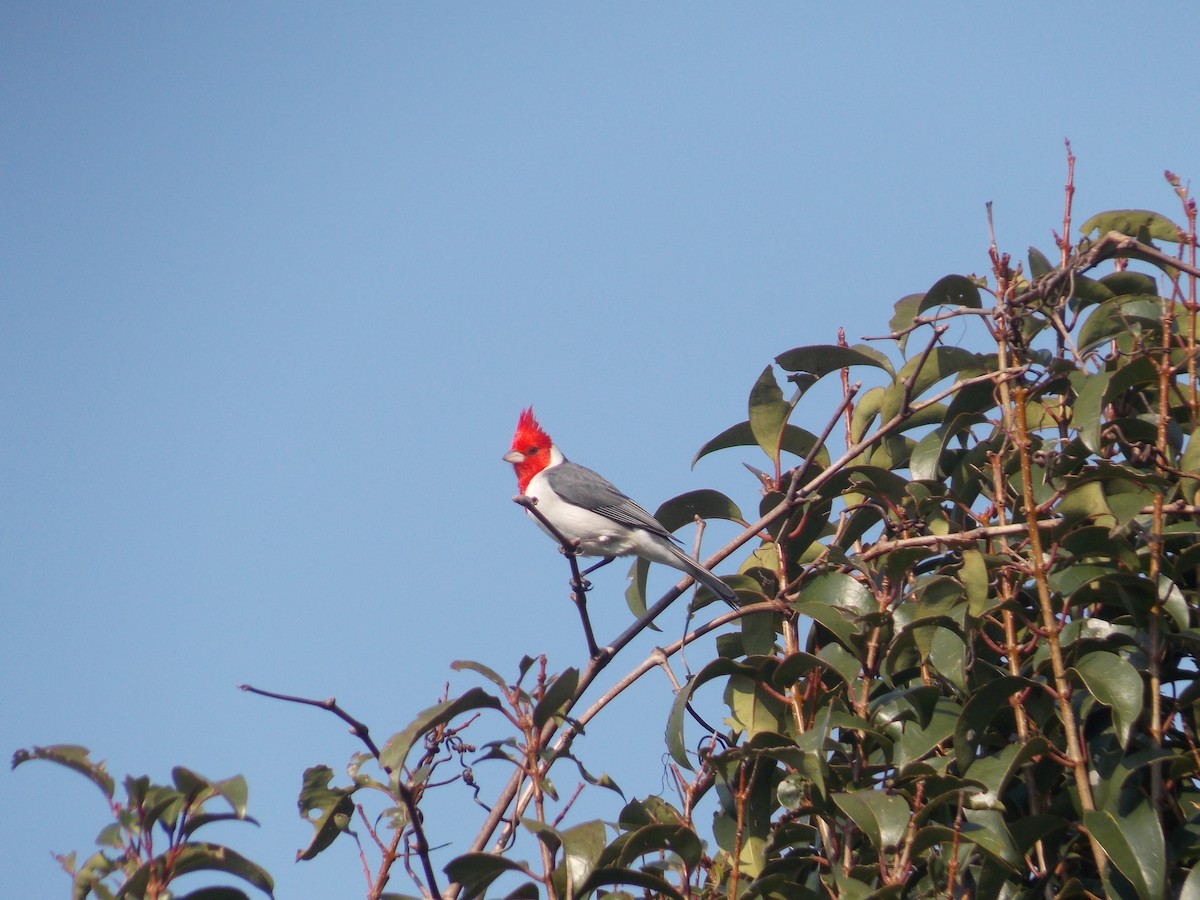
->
[{"left": 502, "top": 450, "right": 524, "bottom": 464}]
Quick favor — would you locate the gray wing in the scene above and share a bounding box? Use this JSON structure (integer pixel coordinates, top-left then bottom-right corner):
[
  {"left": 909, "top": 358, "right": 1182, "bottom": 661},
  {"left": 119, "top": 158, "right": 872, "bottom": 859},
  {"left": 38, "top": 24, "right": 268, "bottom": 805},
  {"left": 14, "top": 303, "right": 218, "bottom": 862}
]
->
[{"left": 544, "top": 460, "right": 680, "bottom": 543}]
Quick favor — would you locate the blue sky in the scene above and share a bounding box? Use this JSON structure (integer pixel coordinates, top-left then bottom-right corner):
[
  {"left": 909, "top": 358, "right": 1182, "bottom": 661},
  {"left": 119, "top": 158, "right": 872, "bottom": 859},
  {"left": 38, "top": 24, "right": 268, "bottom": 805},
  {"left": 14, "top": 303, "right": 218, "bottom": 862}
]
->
[{"left": 4, "top": 4, "right": 1197, "bottom": 897}]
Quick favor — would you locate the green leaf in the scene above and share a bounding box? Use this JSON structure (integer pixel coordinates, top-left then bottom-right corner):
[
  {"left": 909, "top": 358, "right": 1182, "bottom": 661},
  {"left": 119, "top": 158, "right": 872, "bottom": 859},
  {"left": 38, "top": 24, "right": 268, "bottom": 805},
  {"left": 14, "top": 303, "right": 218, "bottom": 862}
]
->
[
  {"left": 1028, "top": 246, "right": 1055, "bottom": 278},
  {"left": 749, "top": 365, "right": 791, "bottom": 462},
  {"left": 909, "top": 429, "right": 946, "bottom": 482},
  {"left": 850, "top": 385, "right": 885, "bottom": 445},
  {"left": 172, "top": 766, "right": 212, "bottom": 801},
  {"left": 1079, "top": 208, "right": 1180, "bottom": 243},
  {"left": 1100, "top": 271, "right": 1158, "bottom": 295},
  {"left": 1072, "top": 651, "right": 1144, "bottom": 749},
  {"left": 625, "top": 558, "right": 651, "bottom": 620},
  {"left": 796, "top": 601, "right": 861, "bottom": 653},
  {"left": 725, "top": 674, "right": 786, "bottom": 738},
  {"left": 555, "top": 819, "right": 606, "bottom": 896},
  {"left": 774, "top": 343, "right": 895, "bottom": 378},
  {"left": 928, "top": 628, "right": 967, "bottom": 695},
  {"left": 11, "top": 744, "right": 115, "bottom": 800},
  {"left": 777, "top": 496, "right": 831, "bottom": 565},
  {"left": 960, "top": 809, "right": 1021, "bottom": 871},
  {"left": 611, "top": 823, "right": 703, "bottom": 870},
  {"left": 654, "top": 489, "right": 743, "bottom": 530},
  {"left": 966, "top": 737, "right": 1051, "bottom": 800},
  {"left": 532, "top": 668, "right": 579, "bottom": 730},
  {"left": 120, "top": 843, "right": 274, "bottom": 898},
  {"left": 665, "top": 676, "right": 697, "bottom": 770},
  {"left": 212, "top": 775, "right": 249, "bottom": 819},
  {"left": 1089, "top": 748, "right": 1178, "bottom": 814},
  {"left": 1077, "top": 295, "right": 1169, "bottom": 352},
  {"left": 1067, "top": 273, "right": 1115, "bottom": 310},
  {"left": 1180, "top": 863, "right": 1200, "bottom": 900},
  {"left": 180, "top": 812, "right": 260, "bottom": 842},
  {"left": 870, "top": 685, "right": 940, "bottom": 731},
  {"left": 798, "top": 571, "right": 874, "bottom": 617},
  {"left": 177, "top": 888, "right": 254, "bottom": 900},
  {"left": 832, "top": 790, "right": 910, "bottom": 850},
  {"left": 141, "top": 784, "right": 185, "bottom": 834},
  {"left": 578, "top": 867, "right": 685, "bottom": 900},
  {"left": 618, "top": 795, "right": 687, "bottom": 828},
  {"left": 954, "top": 676, "right": 1034, "bottom": 773},
  {"left": 451, "top": 660, "right": 513, "bottom": 695},
  {"left": 71, "top": 850, "right": 120, "bottom": 900},
  {"left": 816, "top": 643, "right": 861, "bottom": 687},
  {"left": 959, "top": 549, "right": 991, "bottom": 618},
  {"left": 379, "top": 688, "right": 502, "bottom": 774},
  {"left": 904, "top": 576, "right": 966, "bottom": 662},
  {"left": 1071, "top": 368, "right": 1113, "bottom": 455},
  {"left": 891, "top": 698, "right": 959, "bottom": 773},
  {"left": 443, "top": 853, "right": 531, "bottom": 900},
  {"left": 556, "top": 750, "right": 623, "bottom": 799},
  {"left": 692, "top": 420, "right": 830, "bottom": 469},
  {"left": 890, "top": 292, "right": 923, "bottom": 337},
  {"left": 296, "top": 766, "right": 356, "bottom": 861},
  {"left": 1159, "top": 574, "right": 1191, "bottom": 631},
  {"left": 773, "top": 651, "right": 837, "bottom": 687},
  {"left": 917, "top": 274, "right": 983, "bottom": 312},
  {"left": 1180, "top": 430, "right": 1200, "bottom": 505},
  {"left": 1059, "top": 524, "right": 1141, "bottom": 572},
  {"left": 740, "top": 602, "right": 777, "bottom": 656},
  {"left": 880, "top": 347, "right": 984, "bottom": 424},
  {"left": 1084, "top": 804, "right": 1165, "bottom": 900},
  {"left": 1058, "top": 480, "right": 1115, "bottom": 529}
]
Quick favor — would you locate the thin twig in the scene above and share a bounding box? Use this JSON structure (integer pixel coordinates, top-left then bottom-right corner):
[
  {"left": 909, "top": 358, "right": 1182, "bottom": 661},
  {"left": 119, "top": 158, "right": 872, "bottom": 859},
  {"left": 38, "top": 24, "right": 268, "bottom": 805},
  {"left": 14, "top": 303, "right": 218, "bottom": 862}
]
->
[
  {"left": 1057, "top": 139, "right": 1076, "bottom": 268},
  {"left": 238, "top": 685, "right": 383, "bottom": 758},
  {"left": 861, "top": 306, "right": 992, "bottom": 342},
  {"left": 784, "top": 382, "right": 860, "bottom": 505},
  {"left": 239, "top": 685, "right": 442, "bottom": 898},
  {"left": 513, "top": 494, "right": 604, "bottom": 658},
  {"left": 859, "top": 518, "right": 1060, "bottom": 561}
]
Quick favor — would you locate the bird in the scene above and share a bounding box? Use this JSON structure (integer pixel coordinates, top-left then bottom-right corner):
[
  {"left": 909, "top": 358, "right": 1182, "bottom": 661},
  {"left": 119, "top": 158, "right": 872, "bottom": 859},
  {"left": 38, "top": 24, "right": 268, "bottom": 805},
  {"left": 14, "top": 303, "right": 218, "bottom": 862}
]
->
[{"left": 503, "top": 408, "right": 737, "bottom": 608}]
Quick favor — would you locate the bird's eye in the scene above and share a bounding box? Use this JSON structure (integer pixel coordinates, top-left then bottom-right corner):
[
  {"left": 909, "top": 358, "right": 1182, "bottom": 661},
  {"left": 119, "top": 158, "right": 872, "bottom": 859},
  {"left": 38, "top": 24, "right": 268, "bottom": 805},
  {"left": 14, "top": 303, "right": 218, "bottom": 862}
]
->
[{"left": 527, "top": 446, "right": 540, "bottom": 454}]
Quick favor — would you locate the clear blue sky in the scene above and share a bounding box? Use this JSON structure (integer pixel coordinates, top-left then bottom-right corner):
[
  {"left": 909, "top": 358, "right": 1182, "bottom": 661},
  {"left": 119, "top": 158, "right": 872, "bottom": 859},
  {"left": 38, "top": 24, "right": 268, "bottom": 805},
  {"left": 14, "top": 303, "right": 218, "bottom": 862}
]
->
[{"left": 4, "top": 4, "right": 1197, "bottom": 897}]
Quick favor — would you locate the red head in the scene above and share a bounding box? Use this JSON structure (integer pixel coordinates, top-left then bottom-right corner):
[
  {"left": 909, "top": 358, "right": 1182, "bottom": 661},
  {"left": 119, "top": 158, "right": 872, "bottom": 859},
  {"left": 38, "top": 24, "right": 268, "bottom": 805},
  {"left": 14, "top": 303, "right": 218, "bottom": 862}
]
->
[{"left": 503, "top": 407, "right": 554, "bottom": 493}]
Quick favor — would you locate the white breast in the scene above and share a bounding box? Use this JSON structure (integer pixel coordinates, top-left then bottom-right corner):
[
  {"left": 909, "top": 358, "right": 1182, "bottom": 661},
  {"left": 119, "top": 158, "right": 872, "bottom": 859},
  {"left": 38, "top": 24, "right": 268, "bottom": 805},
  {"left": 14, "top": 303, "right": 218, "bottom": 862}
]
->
[{"left": 524, "top": 469, "right": 641, "bottom": 558}]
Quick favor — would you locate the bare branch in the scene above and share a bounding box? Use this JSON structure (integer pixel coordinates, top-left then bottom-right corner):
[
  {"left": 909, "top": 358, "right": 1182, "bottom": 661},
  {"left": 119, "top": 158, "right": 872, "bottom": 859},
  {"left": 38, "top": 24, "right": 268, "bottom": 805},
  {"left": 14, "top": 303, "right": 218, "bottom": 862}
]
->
[{"left": 239, "top": 685, "right": 441, "bottom": 898}]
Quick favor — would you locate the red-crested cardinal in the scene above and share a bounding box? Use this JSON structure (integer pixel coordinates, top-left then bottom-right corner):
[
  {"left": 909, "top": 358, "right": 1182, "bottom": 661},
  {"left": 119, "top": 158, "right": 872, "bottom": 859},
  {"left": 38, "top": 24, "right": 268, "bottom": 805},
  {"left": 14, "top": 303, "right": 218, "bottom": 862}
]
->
[{"left": 504, "top": 408, "right": 737, "bottom": 607}]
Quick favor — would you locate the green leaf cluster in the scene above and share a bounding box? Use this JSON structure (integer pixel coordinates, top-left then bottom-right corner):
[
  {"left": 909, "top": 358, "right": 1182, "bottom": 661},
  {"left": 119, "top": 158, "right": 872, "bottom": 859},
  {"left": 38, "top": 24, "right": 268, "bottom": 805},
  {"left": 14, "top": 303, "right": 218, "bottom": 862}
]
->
[
  {"left": 425, "top": 196, "right": 1200, "bottom": 898},
  {"left": 21, "top": 183, "right": 1200, "bottom": 900},
  {"left": 12, "top": 745, "right": 272, "bottom": 900}
]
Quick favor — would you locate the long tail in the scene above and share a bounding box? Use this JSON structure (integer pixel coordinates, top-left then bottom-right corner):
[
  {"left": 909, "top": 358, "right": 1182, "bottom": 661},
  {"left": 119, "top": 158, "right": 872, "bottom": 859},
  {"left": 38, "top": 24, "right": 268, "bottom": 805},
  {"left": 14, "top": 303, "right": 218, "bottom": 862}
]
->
[{"left": 667, "top": 544, "right": 738, "bottom": 609}]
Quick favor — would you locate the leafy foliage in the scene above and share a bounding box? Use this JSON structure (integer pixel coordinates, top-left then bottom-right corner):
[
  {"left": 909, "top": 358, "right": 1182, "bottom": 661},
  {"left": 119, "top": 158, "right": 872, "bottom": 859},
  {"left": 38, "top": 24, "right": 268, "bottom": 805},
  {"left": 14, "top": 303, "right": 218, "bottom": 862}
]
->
[
  {"left": 19, "top": 167, "right": 1200, "bottom": 899},
  {"left": 11, "top": 746, "right": 273, "bottom": 899}
]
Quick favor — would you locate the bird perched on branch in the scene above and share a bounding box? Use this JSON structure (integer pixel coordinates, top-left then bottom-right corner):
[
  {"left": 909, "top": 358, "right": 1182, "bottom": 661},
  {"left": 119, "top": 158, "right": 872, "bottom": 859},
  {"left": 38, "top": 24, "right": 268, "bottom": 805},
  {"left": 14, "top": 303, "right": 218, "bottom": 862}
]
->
[{"left": 503, "top": 408, "right": 737, "bottom": 608}]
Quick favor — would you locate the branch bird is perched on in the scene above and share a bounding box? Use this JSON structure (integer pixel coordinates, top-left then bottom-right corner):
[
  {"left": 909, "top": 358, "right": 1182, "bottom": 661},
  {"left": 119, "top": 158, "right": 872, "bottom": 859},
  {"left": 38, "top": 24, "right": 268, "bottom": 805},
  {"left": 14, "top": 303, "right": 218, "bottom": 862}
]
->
[{"left": 503, "top": 408, "right": 737, "bottom": 608}]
